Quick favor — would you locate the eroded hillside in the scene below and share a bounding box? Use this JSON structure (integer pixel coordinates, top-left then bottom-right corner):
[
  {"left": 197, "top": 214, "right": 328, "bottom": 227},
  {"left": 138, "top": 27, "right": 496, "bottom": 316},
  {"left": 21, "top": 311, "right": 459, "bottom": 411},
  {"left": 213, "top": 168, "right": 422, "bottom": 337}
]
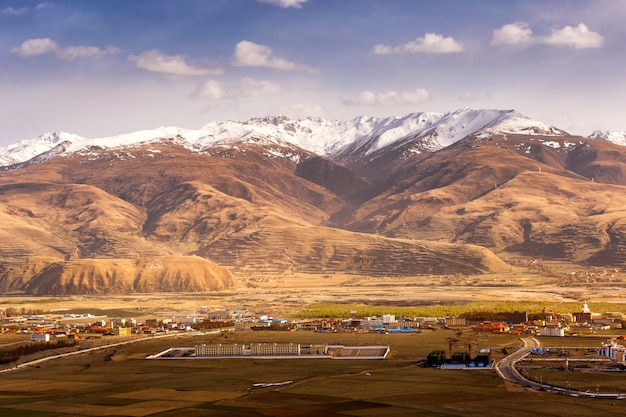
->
[{"left": 1, "top": 129, "right": 626, "bottom": 294}]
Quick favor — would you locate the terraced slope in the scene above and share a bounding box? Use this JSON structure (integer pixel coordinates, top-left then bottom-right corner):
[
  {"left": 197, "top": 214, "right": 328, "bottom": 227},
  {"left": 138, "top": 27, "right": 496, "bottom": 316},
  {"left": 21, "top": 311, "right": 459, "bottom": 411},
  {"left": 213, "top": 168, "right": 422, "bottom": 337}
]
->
[{"left": 2, "top": 130, "right": 626, "bottom": 294}]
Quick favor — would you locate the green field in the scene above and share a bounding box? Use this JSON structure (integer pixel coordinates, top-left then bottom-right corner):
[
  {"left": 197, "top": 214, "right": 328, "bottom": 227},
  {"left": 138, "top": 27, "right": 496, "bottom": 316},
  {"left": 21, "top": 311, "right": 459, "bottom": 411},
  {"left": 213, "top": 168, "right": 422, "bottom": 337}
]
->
[
  {"left": 0, "top": 329, "right": 624, "bottom": 416},
  {"left": 296, "top": 300, "right": 626, "bottom": 320}
]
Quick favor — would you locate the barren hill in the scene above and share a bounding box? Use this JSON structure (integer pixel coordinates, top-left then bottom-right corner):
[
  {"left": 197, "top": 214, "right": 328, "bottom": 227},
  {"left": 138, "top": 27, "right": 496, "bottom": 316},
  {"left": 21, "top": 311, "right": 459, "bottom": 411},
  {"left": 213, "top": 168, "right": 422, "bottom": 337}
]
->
[
  {"left": 341, "top": 134, "right": 626, "bottom": 265},
  {"left": 0, "top": 256, "right": 235, "bottom": 295},
  {"left": 2, "top": 111, "right": 626, "bottom": 294}
]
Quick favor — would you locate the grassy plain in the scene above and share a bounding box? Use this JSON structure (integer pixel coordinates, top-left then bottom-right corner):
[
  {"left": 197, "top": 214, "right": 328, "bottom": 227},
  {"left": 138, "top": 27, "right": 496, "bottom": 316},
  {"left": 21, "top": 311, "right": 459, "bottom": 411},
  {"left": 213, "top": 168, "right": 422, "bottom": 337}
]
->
[
  {"left": 0, "top": 268, "right": 625, "bottom": 416},
  {"left": 0, "top": 330, "right": 625, "bottom": 416},
  {"left": 1, "top": 265, "right": 625, "bottom": 319}
]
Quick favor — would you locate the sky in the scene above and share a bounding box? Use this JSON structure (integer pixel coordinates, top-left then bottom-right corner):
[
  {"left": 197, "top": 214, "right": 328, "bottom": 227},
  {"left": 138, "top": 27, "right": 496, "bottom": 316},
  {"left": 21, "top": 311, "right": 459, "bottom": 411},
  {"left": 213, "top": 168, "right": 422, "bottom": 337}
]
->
[{"left": 1, "top": 0, "right": 625, "bottom": 145}]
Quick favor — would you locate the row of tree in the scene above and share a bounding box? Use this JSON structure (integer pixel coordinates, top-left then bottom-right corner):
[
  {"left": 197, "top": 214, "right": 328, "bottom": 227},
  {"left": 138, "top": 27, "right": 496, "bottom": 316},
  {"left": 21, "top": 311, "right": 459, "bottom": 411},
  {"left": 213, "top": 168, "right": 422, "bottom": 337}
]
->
[
  {"left": 0, "top": 339, "right": 78, "bottom": 364},
  {"left": 1, "top": 307, "right": 46, "bottom": 317}
]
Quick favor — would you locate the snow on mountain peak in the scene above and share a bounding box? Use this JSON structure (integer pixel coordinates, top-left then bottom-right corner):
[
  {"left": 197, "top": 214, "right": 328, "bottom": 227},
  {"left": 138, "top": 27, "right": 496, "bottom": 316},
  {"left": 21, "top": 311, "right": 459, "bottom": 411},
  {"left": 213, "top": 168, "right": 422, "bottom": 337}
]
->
[
  {"left": 0, "top": 109, "right": 569, "bottom": 168},
  {"left": 482, "top": 110, "right": 569, "bottom": 136},
  {"left": 589, "top": 130, "right": 626, "bottom": 146},
  {"left": 0, "top": 131, "right": 86, "bottom": 167}
]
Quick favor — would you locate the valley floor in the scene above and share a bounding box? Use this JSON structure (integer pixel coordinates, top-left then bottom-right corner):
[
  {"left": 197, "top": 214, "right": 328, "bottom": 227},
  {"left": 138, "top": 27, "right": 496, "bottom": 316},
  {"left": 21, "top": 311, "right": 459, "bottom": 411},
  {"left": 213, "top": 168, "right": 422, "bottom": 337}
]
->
[{"left": 0, "top": 271, "right": 624, "bottom": 319}]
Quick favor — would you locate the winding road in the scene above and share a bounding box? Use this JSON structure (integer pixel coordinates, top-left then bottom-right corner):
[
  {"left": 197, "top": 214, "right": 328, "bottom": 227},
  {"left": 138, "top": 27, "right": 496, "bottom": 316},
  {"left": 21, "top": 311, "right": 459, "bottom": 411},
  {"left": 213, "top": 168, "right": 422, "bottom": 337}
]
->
[
  {"left": 0, "top": 332, "right": 183, "bottom": 375},
  {"left": 495, "top": 337, "right": 625, "bottom": 399},
  {"left": 494, "top": 337, "right": 540, "bottom": 386}
]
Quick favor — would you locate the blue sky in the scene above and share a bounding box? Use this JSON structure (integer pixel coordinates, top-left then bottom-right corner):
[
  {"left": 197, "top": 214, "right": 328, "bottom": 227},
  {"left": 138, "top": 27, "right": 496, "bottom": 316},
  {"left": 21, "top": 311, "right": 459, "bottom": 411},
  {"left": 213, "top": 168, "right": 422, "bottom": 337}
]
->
[{"left": 1, "top": 0, "right": 625, "bottom": 145}]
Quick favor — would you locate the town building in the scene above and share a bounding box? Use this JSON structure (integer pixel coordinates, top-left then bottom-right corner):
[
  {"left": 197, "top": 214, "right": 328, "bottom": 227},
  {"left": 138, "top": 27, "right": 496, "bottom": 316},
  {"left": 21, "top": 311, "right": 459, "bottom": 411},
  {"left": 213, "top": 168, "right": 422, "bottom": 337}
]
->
[
  {"left": 249, "top": 342, "right": 300, "bottom": 356},
  {"left": 29, "top": 333, "right": 50, "bottom": 342},
  {"left": 573, "top": 303, "right": 592, "bottom": 324},
  {"left": 539, "top": 325, "right": 565, "bottom": 337},
  {"left": 387, "top": 320, "right": 421, "bottom": 329},
  {"left": 445, "top": 316, "right": 466, "bottom": 327},
  {"left": 475, "top": 348, "right": 492, "bottom": 365},
  {"left": 507, "top": 311, "right": 528, "bottom": 325},
  {"left": 599, "top": 341, "right": 626, "bottom": 363},
  {"left": 472, "top": 322, "right": 509, "bottom": 333},
  {"left": 113, "top": 327, "right": 131, "bottom": 336},
  {"left": 195, "top": 343, "right": 246, "bottom": 357},
  {"left": 382, "top": 314, "right": 396, "bottom": 324}
]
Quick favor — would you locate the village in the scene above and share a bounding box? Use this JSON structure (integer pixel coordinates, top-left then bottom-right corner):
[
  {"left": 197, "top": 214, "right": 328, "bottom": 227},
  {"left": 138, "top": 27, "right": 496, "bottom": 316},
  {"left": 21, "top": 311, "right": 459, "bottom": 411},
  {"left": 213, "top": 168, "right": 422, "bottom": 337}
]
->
[{"left": 0, "top": 302, "right": 624, "bottom": 366}]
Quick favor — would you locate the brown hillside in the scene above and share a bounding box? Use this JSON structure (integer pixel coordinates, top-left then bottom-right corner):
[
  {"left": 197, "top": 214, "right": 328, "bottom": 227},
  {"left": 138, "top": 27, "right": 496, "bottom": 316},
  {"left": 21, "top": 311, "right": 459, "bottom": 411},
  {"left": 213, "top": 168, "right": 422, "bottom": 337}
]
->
[
  {"left": 295, "top": 156, "right": 370, "bottom": 201},
  {"left": 5, "top": 132, "right": 626, "bottom": 294},
  {"left": 56, "top": 141, "right": 345, "bottom": 225},
  {"left": 0, "top": 139, "right": 513, "bottom": 294},
  {"left": 0, "top": 256, "right": 235, "bottom": 295},
  {"left": 197, "top": 222, "right": 509, "bottom": 276},
  {"left": 0, "top": 181, "right": 162, "bottom": 259},
  {"left": 565, "top": 140, "right": 626, "bottom": 185},
  {"left": 337, "top": 140, "right": 579, "bottom": 230},
  {"left": 342, "top": 137, "right": 626, "bottom": 266}
]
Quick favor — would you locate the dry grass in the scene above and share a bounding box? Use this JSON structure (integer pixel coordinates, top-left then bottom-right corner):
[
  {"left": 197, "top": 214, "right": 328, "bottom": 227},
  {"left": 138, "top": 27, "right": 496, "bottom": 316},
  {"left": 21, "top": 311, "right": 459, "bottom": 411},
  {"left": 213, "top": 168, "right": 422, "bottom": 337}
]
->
[
  {"left": 3, "top": 136, "right": 626, "bottom": 296},
  {"left": 0, "top": 329, "right": 624, "bottom": 416}
]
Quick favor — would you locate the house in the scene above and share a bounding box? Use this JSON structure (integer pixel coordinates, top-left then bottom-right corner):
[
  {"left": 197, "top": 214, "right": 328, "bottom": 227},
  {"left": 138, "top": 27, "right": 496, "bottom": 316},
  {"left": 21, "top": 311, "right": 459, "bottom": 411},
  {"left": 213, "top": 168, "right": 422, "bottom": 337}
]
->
[
  {"left": 539, "top": 325, "right": 565, "bottom": 337},
  {"left": 599, "top": 341, "right": 626, "bottom": 363},
  {"left": 472, "top": 322, "right": 509, "bottom": 333},
  {"left": 29, "top": 333, "right": 50, "bottom": 342}
]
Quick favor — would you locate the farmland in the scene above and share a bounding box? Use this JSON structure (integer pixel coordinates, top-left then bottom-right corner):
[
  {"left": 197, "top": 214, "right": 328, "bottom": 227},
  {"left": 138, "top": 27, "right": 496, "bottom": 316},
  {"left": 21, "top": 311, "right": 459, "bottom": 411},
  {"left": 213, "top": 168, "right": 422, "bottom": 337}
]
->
[
  {"left": 0, "top": 274, "right": 625, "bottom": 416},
  {"left": 0, "top": 325, "right": 625, "bottom": 416}
]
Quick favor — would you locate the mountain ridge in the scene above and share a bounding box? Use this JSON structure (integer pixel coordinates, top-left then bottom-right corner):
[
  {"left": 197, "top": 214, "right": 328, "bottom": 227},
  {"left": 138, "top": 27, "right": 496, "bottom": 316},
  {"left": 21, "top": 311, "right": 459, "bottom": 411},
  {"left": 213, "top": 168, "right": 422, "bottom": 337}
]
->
[
  {"left": 2, "top": 108, "right": 626, "bottom": 295},
  {"left": 589, "top": 130, "right": 626, "bottom": 146},
  {"left": 1, "top": 108, "right": 577, "bottom": 168}
]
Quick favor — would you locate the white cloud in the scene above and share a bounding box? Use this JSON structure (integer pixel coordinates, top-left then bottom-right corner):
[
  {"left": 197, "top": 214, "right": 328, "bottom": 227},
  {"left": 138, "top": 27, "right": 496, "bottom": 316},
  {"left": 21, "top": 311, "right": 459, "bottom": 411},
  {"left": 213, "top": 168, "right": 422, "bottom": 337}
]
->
[
  {"left": 191, "top": 77, "right": 282, "bottom": 101},
  {"left": 1, "top": 6, "right": 29, "bottom": 15},
  {"left": 11, "top": 38, "right": 120, "bottom": 61},
  {"left": 57, "top": 45, "right": 119, "bottom": 61},
  {"left": 1, "top": 3, "right": 50, "bottom": 15},
  {"left": 490, "top": 22, "right": 533, "bottom": 45},
  {"left": 345, "top": 88, "right": 430, "bottom": 107},
  {"left": 459, "top": 92, "right": 492, "bottom": 102},
  {"left": 239, "top": 77, "right": 282, "bottom": 96},
  {"left": 129, "top": 49, "right": 223, "bottom": 76},
  {"left": 190, "top": 80, "right": 226, "bottom": 100},
  {"left": 491, "top": 21, "right": 603, "bottom": 49},
  {"left": 373, "top": 33, "right": 463, "bottom": 54},
  {"left": 258, "top": 0, "right": 308, "bottom": 8},
  {"left": 10, "top": 38, "right": 59, "bottom": 57},
  {"left": 233, "top": 40, "right": 317, "bottom": 72},
  {"left": 278, "top": 102, "right": 327, "bottom": 119},
  {"left": 542, "top": 23, "right": 604, "bottom": 49}
]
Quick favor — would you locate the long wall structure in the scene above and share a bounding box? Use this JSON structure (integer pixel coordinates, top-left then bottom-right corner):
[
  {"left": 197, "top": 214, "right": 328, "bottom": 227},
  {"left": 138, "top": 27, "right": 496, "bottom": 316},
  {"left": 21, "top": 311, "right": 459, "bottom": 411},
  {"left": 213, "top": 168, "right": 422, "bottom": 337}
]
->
[{"left": 148, "top": 344, "right": 389, "bottom": 360}]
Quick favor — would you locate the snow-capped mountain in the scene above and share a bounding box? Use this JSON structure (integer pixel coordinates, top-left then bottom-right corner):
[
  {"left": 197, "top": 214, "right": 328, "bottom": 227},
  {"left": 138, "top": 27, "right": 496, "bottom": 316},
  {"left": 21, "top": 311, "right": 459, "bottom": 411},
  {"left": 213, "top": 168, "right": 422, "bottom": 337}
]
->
[
  {"left": 4, "top": 108, "right": 626, "bottom": 295},
  {"left": 0, "top": 108, "right": 569, "bottom": 168},
  {"left": 589, "top": 130, "right": 626, "bottom": 146},
  {"left": 0, "top": 131, "right": 87, "bottom": 167}
]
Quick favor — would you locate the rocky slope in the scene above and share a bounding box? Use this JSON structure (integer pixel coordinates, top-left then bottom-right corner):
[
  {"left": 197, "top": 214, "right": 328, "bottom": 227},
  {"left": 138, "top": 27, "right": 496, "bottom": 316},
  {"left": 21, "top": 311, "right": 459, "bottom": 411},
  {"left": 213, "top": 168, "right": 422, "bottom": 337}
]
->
[{"left": 1, "top": 109, "right": 625, "bottom": 294}]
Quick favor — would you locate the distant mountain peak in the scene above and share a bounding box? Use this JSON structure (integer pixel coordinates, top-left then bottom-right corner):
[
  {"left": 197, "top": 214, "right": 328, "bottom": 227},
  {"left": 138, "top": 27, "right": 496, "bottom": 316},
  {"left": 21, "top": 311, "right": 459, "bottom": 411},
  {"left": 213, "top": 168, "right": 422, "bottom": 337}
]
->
[
  {"left": 0, "top": 108, "right": 572, "bottom": 168},
  {"left": 589, "top": 130, "right": 626, "bottom": 146}
]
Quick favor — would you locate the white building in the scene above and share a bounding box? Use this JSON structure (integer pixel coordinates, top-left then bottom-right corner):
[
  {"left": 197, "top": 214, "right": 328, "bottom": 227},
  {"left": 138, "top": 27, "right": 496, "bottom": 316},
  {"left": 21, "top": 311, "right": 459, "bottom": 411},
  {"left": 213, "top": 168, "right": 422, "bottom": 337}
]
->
[
  {"left": 599, "top": 341, "right": 626, "bottom": 363},
  {"left": 195, "top": 343, "right": 246, "bottom": 357},
  {"left": 539, "top": 326, "right": 565, "bottom": 337},
  {"left": 249, "top": 342, "right": 300, "bottom": 356},
  {"left": 382, "top": 314, "right": 396, "bottom": 324},
  {"left": 29, "top": 333, "right": 50, "bottom": 342},
  {"left": 363, "top": 317, "right": 384, "bottom": 327}
]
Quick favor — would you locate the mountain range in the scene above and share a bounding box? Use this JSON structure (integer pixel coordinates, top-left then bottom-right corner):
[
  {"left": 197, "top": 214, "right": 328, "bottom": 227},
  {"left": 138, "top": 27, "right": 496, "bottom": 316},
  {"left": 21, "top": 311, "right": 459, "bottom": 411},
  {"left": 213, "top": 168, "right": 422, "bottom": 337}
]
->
[{"left": 1, "top": 108, "right": 625, "bottom": 295}]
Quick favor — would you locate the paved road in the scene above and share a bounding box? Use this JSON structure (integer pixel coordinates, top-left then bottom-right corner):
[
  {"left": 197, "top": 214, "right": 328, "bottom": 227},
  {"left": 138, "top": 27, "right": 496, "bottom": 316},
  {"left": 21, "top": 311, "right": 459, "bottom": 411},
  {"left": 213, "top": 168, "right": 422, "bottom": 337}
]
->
[
  {"left": 495, "top": 337, "right": 541, "bottom": 386},
  {"left": 495, "top": 337, "right": 625, "bottom": 399},
  {"left": 0, "top": 331, "right": 183, "bottom": 375}
]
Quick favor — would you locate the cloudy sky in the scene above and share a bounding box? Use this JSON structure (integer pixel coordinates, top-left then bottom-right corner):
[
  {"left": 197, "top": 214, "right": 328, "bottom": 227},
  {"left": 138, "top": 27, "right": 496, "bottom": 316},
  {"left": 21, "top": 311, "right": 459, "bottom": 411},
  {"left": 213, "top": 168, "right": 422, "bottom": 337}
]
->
[{"left": 1, "top": 0, "right": 625, "bottom": 145}]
